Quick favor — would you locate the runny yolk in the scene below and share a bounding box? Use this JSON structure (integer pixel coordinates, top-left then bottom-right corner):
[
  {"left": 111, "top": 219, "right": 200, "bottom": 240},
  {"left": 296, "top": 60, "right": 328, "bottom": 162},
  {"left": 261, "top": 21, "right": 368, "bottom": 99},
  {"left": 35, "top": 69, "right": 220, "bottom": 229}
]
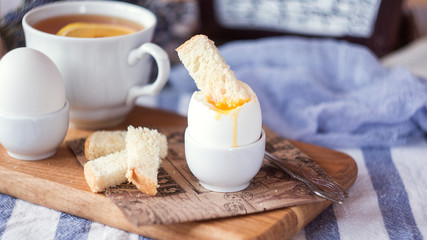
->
[
  {"left": 208, "top": 96, "right": 250, "bottom": 148},
  {"left": 207, "top": 96, "right": 250, "bottom": 111}
]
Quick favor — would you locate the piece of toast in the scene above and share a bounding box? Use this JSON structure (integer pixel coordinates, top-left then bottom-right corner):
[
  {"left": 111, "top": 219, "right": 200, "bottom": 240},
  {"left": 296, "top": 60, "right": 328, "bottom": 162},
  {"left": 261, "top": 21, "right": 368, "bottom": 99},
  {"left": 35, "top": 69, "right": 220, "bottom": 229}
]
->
[
  {"left": 176, "top": 34, "right": 254, "bottom": 109},
  {"left": 84, "top": 151, "right": 127, "bottom": 193},
  {"left": 84, "top": 130, "right": 168, "bottom": 160},
  {"left": 84, "top": 130, "right": 127, "bottom": 160},
  {"left": 125, "top": 126, "right": 163, "bottom": 196},
  {"left": 83, "top": 127, "right": 168, "bottom": 193}
]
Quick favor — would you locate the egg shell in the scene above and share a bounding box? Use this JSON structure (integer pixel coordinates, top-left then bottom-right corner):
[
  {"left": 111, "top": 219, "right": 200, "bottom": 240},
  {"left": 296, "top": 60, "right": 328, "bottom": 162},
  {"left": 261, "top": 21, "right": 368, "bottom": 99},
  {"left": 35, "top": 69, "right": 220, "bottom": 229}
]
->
[
  {"left": 187, "top": 91, "right": 262, "bottom": 148},
  {"left": 0, "top": 48, "right": 66, "bottom": 116}
]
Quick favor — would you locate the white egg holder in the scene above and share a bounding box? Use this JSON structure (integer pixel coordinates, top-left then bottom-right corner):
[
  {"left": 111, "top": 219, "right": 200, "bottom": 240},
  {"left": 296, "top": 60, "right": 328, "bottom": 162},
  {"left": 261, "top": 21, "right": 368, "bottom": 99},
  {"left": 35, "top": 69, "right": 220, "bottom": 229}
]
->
[
  {"left": 185, "top": 127, "right": 266, "bottom": 192},
  {"left": 0, "top": 101, "right": 69, "bottom": 161}
]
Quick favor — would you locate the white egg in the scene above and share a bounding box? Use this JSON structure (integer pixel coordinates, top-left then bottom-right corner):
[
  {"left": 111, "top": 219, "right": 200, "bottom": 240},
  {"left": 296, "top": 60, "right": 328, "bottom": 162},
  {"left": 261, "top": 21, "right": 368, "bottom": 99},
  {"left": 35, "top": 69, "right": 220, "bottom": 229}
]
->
[
  {"left": 0, "top": 48, "right": 66, "bottom": 116},
  {"left": 187, "top": 91, "right": 262, "bottom": 148}
]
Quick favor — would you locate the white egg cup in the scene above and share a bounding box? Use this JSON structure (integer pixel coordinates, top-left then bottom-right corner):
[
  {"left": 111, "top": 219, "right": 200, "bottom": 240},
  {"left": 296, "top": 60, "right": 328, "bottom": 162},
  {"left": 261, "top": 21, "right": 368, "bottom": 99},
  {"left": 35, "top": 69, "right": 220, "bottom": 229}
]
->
[
  {"left": 185, "top": 127, "right": 266, "bottom": 192},
  {"left": 0, "top": 101, "right": 69, "bottom": 160}
]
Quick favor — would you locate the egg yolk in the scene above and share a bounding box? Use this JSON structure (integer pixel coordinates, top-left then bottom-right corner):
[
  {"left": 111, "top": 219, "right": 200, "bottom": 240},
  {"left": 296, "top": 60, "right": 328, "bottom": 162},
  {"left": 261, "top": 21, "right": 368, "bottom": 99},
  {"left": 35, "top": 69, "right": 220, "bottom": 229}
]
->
[
  {"left": 207, "top": 96, "right": 250, "bottom": 111},
  {"left": 207, "top": 95, "right": 251, "bottom": 148}
]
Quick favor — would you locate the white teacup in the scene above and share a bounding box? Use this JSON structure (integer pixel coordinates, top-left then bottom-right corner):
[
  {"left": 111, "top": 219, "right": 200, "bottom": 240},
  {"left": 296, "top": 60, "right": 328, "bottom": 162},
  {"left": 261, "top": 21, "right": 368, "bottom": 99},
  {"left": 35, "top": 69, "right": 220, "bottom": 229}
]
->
[{"left": 22, "top": 1, "right": 170, "bottom": 129}]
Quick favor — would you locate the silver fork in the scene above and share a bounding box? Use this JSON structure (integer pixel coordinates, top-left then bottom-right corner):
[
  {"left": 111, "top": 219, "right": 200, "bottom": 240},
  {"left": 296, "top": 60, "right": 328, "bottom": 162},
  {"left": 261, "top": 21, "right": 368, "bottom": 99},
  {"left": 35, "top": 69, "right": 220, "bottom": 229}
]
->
[{"left": 264, "top": 151, "right": 347, "bottom": 204}]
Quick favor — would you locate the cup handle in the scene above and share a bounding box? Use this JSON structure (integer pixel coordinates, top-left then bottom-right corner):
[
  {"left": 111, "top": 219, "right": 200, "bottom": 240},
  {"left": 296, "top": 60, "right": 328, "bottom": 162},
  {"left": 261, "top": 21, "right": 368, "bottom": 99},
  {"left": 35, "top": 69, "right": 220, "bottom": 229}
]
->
[{"left": 126, "top": 42, "right": 170, "bottom": 105}]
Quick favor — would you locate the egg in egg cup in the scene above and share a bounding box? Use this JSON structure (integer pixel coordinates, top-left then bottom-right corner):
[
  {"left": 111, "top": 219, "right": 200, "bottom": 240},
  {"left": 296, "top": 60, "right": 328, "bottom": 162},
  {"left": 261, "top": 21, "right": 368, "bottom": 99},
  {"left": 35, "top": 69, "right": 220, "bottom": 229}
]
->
[
  {"left": 177, "top": 35, "right": 266, "bottom": 192},
  {"left": 0, "top": 48, "right": 69, "bottom": 160}
]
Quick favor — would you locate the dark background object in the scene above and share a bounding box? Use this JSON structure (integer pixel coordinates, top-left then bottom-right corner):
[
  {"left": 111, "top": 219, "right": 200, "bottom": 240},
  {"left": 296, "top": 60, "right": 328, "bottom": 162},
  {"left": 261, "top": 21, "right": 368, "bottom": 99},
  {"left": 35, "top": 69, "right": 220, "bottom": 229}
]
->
[{"left": 198, "top": 0, "right": 404, "bottom": 57}]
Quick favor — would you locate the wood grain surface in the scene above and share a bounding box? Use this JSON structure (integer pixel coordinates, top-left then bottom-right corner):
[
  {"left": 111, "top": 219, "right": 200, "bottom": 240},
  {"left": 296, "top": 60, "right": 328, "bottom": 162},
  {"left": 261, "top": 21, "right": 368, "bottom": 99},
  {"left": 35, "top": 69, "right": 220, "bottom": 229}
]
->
[{"left": 0, "top": 106, "right": 357, "bottom": 240}]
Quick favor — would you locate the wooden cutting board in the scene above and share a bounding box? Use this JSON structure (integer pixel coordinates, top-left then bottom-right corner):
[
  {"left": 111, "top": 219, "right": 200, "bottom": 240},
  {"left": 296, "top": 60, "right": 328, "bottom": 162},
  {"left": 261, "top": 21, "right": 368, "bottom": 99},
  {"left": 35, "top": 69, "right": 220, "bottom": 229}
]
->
[{"left": 0, "top": 106, "right": 357, "bottom": 240}]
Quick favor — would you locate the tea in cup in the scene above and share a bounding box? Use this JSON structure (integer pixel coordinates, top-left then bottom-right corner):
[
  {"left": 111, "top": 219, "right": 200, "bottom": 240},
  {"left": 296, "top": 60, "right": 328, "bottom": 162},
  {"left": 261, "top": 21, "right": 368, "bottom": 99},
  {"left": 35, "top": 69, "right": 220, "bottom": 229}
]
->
[{"left": 22, "top": 1, "right": 170, "bottom": 129}]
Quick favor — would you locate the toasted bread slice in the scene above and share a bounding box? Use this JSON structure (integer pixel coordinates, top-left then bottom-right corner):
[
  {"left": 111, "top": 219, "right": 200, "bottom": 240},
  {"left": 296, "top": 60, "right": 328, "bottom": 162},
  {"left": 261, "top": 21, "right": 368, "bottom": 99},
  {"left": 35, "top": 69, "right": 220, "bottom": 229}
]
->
[
  {"left": 84, "top": 130, "right": 127, "bottom": 160},
  {"left": 176, "top": 34, "right": 254, "bottom": 109},
  {"left": 83, "top": 127, "right": 168, "bottom": 193},
  {"left": 85, "top": 130, "right": 168, "bottom": 160},
  {"left": 84, "top": 151, "right": 127, "bottom": 192},
  {"left": 125, "top": 126, "right": 163, "bottom": 196}
]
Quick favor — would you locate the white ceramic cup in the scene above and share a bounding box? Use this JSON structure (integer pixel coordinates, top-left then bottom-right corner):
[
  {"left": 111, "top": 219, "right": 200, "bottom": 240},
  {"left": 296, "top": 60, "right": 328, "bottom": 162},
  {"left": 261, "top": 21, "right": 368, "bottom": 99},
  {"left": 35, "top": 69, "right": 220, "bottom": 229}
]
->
[
  {"left": 185, "top": 128, "right": 266, "bottom": 192},
  {"left": 22, "top": 1, "right": 170, "bottom": 129}
]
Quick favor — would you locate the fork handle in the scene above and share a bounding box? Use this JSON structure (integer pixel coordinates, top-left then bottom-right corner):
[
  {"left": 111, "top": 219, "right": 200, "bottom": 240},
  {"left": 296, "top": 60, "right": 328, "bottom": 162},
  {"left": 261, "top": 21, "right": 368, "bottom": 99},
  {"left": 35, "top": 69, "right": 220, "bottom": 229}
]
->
[{"left": 264, "top": 152, "right": 344, "bottom": 204}]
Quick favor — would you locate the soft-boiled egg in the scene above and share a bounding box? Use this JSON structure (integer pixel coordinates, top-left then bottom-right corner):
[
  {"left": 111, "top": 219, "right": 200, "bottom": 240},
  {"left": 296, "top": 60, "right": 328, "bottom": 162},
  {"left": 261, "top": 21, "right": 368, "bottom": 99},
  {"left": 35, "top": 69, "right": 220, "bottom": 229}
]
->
[
  {"left": 187, "top": 91, "right": 262, "bottom": 148},
  {"left": 0, "top": 48, "right": 66, "bottom": 116},
  {"left": 180, "top": 35, "right": 265, "bottom": 192}
]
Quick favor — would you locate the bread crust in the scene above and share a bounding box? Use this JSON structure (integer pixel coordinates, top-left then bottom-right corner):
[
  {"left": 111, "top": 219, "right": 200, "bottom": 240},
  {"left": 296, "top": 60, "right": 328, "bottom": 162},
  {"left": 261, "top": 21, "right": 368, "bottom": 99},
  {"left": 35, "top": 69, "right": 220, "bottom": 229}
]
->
[
  {"left": 84, "top": 134, "right": 93, "bottom": 160},
  {"left": 126, "top": 168, "right": 157, "bottom": 196},
  {"left": 84, "top": 162, "right": 101, "bottom": 192},
  {"left": 175, "top": 34, "right": 212, "bottom": 52}
]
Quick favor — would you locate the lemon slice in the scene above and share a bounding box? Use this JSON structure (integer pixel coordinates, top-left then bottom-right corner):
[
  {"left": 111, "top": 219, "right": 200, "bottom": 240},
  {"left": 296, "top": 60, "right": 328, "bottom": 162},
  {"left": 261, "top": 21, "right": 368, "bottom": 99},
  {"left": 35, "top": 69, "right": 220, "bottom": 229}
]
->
[{"left": 56, "top": 22, "right": 136, "bottom": 38}]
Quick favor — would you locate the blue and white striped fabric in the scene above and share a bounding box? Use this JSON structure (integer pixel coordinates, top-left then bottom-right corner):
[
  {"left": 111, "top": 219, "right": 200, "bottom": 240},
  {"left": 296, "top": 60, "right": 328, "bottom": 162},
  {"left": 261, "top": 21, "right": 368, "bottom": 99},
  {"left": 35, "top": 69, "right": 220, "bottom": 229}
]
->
[
  {"left": 1, "top": 36, "right": 427, "bottom": 239},
  {"left": 295, "top": 142, "right": 427, "bottom": 240}
]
